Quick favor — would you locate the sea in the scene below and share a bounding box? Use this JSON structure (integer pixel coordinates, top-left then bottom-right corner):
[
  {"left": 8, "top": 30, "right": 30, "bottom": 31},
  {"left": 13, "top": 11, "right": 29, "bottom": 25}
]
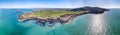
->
[{"left": 0, "top": 8, "right": 120, "bottom": 35}]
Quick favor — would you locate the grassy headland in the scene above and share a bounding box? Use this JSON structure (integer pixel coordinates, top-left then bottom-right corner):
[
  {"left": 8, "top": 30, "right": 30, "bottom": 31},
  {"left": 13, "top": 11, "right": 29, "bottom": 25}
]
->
[{"left": 20, "top": 10, "right": 86, "bottom": 19}]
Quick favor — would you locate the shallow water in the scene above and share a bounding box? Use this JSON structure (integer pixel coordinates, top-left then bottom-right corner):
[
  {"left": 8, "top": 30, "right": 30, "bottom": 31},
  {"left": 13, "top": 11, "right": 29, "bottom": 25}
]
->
[{"left": 0, "top": 8, "right": 120, "bottom": 35}]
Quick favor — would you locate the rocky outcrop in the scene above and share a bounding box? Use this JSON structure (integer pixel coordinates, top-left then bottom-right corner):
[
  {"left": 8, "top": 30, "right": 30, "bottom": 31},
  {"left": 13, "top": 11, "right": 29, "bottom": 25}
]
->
[{"left": 67, "top": 6, "right": 110, "bottom": 14}]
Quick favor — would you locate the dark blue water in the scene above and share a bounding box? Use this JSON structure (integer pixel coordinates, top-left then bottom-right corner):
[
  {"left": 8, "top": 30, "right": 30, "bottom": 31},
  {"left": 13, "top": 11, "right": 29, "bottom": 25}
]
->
[{"left": 0, "top": 8, "right": 120, "bottom": 35}]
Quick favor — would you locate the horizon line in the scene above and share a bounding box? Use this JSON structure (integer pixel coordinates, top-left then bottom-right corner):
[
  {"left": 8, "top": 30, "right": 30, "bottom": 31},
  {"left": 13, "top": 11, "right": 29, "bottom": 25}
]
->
[{"left": 0, "top": 6, "right": 120, "bottom": 9}]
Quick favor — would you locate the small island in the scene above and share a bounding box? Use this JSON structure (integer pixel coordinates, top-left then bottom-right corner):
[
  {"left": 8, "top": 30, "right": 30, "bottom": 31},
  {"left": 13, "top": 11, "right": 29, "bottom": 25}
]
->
[{"left": 18, "top": 6, "right": 110, "bottom": 26}]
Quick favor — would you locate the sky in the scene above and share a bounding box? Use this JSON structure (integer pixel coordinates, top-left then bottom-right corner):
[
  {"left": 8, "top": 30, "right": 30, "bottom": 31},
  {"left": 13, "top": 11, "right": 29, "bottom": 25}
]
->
[{"left": 0, "top": 0, "right": 120, "bottom": 8}]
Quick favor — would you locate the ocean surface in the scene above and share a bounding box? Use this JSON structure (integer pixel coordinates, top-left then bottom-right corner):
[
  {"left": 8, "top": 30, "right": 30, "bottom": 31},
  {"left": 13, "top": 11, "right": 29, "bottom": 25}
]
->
[{"left": 0, "top": 8, "right": 120, "bottom": 35}]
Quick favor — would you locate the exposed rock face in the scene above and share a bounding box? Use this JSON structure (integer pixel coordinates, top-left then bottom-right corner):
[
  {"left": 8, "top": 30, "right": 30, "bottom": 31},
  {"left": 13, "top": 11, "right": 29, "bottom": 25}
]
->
[{"left": 18, "top": 6, "right": 110, "bottom": 26}]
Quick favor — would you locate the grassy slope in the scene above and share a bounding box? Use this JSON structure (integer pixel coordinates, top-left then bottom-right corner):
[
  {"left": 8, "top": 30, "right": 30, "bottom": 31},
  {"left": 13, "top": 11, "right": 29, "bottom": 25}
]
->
[{"left": 29, "top": 10, "right": 83, "bottom": 18}]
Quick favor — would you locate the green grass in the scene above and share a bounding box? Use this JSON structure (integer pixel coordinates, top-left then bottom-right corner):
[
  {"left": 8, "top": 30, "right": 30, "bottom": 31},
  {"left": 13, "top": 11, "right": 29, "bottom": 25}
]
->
[{"left": 29, "top": 10, "right": 83, "bottom": 18}]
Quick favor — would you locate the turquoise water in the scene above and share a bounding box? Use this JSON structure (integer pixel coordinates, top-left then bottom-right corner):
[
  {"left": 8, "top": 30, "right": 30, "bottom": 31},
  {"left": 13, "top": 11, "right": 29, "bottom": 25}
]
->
[{"left": 0, "top": 9, "right": 120, "bottom": 35}]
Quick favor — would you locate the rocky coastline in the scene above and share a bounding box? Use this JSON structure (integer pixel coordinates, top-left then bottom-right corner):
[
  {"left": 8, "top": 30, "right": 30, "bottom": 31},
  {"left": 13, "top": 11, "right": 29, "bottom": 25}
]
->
[{"left": 19, "top": 12, "right": 88, "bottom": 26}]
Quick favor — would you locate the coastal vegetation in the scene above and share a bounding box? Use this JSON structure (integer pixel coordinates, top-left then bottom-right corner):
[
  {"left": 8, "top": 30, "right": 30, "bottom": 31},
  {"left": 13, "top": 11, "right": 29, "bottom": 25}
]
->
[{"left": 31, "top": 10, "right": 83, "bottom": 18}]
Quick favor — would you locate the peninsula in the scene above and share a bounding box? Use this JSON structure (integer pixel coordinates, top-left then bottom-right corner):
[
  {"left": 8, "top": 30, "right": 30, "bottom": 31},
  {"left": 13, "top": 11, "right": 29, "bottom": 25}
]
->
[{"left": 18, "top": 6, "right": 110, "bottom": 26}]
